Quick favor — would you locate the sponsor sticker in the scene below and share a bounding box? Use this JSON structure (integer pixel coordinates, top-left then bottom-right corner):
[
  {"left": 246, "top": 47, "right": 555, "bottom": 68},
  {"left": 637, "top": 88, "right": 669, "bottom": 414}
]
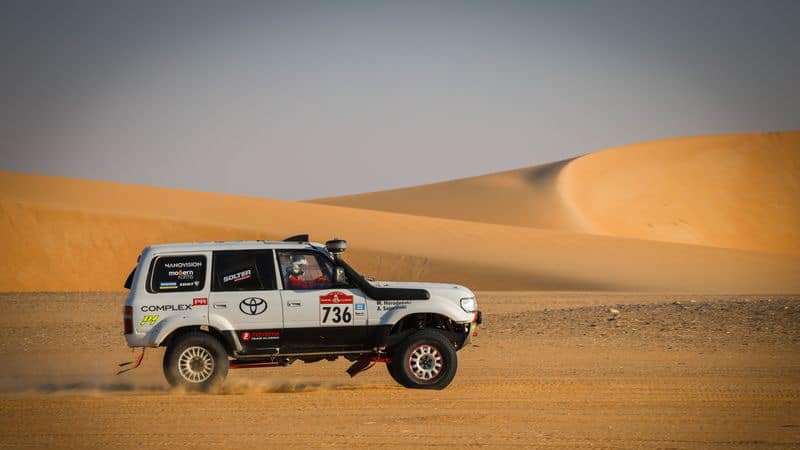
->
[
  {"left": 223, "top": 269, "right": 252, "bottom": 284},
  {"left": 139, "top": 314, "right": 159, "bottom": 326},
  {"left": 354, "top": 303, "right": 366, "bottom": 315},
  {"left": 159, "top": 281, "right": 178, "bottom": 289},
  {"left": 193, "top": 297, "right": 208, "bottom": 306},
  {"left": 240, "top": 330, "right": 280, "bottom": 342},
  {"left": 168, "top": 270, "right": 194, "bottom": 280},
  {"left": 140, "top": 304, "right": 192, "bottom": 312},
  {"left": 164, "top": 261, "right": 203, "bottom": 269}
]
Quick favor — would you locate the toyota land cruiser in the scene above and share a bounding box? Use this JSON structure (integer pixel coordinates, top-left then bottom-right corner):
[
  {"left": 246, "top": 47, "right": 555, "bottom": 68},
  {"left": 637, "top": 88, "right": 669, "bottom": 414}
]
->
[{"left": 120, "top": 235, "right": 481, "bottom": 390}]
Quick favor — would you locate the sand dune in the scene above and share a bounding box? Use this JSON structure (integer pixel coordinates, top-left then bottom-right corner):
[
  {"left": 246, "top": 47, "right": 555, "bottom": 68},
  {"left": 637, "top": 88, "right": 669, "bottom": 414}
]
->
[
  {"left": 309, "top": 160, "right": 589, "bottom": 232},
  {"left": 2, "top": 170, "right": 799, "bottom": 293},
  {"left": 312, "top": 158, "right": 584, "bottom": 231},
  {"left": 560, "top": 132, "right": 800, "bottom": 254},
  {"left": 312, "top": 132, "right": 800, "bottom": 255}
]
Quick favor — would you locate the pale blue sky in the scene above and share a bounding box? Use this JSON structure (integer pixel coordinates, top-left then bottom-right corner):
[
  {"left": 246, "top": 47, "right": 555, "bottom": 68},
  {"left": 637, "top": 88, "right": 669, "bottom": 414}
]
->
[{"left": 2, "top": 1, "right": 798, "bottom": 199}]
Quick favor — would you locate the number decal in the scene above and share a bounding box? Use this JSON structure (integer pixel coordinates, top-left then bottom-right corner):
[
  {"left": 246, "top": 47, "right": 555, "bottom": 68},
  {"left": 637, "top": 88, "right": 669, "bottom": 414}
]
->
[
  {"left": 319, "top": 291, "right": 356, "bottom": 326},
  {"left": 322, "top": 306, "right": 331, "bottom": 323},
  {"left": 332, "top": 307, "right": 341, "bottom": 323},
  {"left": 321, "top": 305, "right": 351, "bottom": 325}
]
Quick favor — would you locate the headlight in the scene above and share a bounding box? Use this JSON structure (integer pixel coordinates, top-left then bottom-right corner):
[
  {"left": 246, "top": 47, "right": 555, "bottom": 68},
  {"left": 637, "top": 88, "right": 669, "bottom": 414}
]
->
[{"left": 460, "top": 297, "right": 476, "bottom": 312}]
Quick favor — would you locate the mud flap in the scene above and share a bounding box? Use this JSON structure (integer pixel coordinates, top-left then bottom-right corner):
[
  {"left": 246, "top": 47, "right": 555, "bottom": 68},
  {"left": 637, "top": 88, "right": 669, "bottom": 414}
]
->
[{"left": 346, "top": 356, "right": 390, "bottom": 378}]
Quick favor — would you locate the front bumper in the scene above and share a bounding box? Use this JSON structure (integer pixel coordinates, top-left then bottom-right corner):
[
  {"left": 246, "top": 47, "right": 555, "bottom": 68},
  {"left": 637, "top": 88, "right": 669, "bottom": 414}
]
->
[{"left": 463, "top": 310, "right": 482, "bottom": 346}]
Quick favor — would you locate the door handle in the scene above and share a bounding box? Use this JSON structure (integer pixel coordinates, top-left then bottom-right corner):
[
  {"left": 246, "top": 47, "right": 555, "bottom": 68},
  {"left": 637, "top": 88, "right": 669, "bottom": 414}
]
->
[
  {"left": 287, "top": 301, "right": 301, "bottom": 307},
  {"left": 213, "top": 303, "right": 227, "bottom": 309}
]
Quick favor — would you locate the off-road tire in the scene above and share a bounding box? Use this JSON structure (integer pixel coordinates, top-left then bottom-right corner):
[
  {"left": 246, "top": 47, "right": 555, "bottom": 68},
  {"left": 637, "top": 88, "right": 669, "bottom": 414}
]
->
[
  {"left": 163, "top": 331, "right": 229, "bottom": 391},
  {"left": 386, "top": 359, "right": 405, "bottom": 385},
  {"left": 387, "top": 329, "right": 458, "bottom": 390}
]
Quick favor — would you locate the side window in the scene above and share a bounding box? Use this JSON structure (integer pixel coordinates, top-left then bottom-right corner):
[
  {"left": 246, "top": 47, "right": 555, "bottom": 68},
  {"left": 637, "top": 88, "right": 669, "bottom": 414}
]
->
[
  {"left": 277, "top": 251, "right": 334, "bottom": 290},
  {"left": 212, "top": 250, "right": 277, "bottom": 291},
  {"left": 149, "top": 254, "right": 206, "bottom": 293}
]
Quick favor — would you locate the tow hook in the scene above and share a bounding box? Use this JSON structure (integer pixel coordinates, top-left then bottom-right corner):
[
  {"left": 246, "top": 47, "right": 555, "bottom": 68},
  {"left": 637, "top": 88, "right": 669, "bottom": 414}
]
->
[
  {"left": 346, "top": 355, "right": 390, "bottom": 378},
  {"left": 116, "top": 347, "right": 145, "bottom": 375}
]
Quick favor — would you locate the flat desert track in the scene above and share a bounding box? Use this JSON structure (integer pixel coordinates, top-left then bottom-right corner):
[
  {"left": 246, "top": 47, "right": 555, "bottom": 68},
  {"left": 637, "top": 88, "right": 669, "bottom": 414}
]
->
[{"left": 1, "top": 293, "right": 799, "bottom": 449}]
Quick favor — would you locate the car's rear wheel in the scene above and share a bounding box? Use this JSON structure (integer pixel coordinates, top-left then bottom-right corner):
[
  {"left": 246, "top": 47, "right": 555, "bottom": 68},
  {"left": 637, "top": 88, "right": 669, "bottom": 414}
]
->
[
  {"left": 387, "top": 329, "right": 457, "bottom": 390},
  {"left": 163, "top": 331, "right": 229, "bottom": 391}
]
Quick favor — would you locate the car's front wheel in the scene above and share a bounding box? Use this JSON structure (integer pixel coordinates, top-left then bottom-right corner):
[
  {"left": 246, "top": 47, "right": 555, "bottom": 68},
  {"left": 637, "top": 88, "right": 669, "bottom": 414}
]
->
[
  {"left": 387, "top": 329, "right": 458, "bottom": 390},
  {"left": 163, "top": 331, "right": 229, "bottom": 391}
]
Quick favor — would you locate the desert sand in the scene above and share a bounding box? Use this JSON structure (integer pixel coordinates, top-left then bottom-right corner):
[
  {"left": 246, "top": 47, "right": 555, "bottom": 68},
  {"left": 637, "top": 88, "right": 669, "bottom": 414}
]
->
[
  {"left": 312, "top": 132, "right": 800, "bottom": 255},
  {"left": 1, "top": 292, "right": 798, "bottom": 449},
  {"left": 2, "top": 132, "right": 800, "bottom": 449},
  {"left": 3, "top": 134, "right": 800, "bottom": 294}
]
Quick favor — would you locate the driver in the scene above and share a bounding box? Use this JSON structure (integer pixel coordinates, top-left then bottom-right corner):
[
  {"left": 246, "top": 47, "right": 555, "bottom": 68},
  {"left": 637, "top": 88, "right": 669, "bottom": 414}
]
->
[{"left": 286, "top": 256, "right": 329, "bottom": 289}]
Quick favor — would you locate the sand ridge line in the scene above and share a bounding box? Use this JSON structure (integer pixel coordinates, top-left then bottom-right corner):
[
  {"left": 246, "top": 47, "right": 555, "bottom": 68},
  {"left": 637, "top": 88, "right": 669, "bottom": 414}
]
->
[
  {"left": 315, "top": 131, "right": 800, "bottom": 255},
  {"left": 3, "top": 149, "right": 800, "bottom": 292}
]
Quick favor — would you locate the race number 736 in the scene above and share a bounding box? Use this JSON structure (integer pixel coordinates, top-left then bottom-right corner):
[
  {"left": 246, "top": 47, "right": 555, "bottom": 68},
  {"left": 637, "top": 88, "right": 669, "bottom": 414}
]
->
[
  {"left": 321, "top": 305, "right": 352, "bottom": 324},
  {"left": 319, "top": 291, "right": 355, "bottom": 326}
]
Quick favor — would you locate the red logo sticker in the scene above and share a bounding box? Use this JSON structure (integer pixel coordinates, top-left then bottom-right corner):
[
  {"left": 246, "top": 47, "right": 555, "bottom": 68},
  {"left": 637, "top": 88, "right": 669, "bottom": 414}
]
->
[
  {"left": 239, "top": 330, "right": 279, "bottom": 342},
  {"left": 250, "top": 331, "right": 279, "bottom": 340},
  {"left": 193, "top": 297, "right": 208, "bottom": 306},
  {"left": 320, "top": 291, "right": 354, "bottom": 304}
]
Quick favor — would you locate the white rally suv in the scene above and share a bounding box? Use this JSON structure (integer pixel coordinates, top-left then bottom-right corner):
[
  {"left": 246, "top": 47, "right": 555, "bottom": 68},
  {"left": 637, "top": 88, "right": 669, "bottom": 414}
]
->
[{"left": 121, "top": 235, "right": 481, "bottom": 390}]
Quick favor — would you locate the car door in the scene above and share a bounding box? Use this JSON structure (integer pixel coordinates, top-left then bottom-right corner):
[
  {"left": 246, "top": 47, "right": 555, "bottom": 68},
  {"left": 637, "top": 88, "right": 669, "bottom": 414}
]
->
[
  {"left": 208, "top": 249, "right": 283, "bottom": 355},
  {"left": 276, "top": 250, "right": 367, "bottom": 353}
]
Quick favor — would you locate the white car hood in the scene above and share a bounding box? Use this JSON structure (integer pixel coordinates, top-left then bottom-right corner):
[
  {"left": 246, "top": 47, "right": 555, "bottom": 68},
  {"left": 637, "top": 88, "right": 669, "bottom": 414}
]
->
[{"left": 372, "top": 281, "right": 474, "bottom": 299}]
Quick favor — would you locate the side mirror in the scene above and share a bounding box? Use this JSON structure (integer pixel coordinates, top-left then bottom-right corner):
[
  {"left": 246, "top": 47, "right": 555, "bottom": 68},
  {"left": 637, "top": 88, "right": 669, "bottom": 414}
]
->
[{"left": 334, "top": 267, "right": 347, "bottom": 285}]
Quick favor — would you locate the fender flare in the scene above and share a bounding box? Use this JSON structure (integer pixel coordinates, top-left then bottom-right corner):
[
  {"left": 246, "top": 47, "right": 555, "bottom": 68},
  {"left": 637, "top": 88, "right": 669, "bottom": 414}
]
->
[
  {"left": 380, "top": 299, "right": 470, "bottom": 328},
  {"left": 152, "top": 315, "right": 237, "bottom": 347},
  {"left": 151, "top": 315, "right": 198, "bottom": 346},
  {"left": 377, "top": 309, "right": 468, "bottom": 349}
]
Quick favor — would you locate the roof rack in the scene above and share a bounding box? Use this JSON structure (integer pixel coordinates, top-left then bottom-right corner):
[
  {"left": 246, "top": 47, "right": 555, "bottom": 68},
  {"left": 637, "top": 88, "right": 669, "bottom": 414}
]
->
[{"left": 283, "top": 234, "right": 309, "bottom": 243}]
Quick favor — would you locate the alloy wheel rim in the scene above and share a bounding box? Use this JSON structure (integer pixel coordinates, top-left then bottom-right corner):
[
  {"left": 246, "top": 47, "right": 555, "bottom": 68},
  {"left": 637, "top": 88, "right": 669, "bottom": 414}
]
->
[
  {"left": 178, "top": 346, "right": 215, "bottom": 383},
  {"left": 408, "top": 344, "right": 444, "bottom": 382}
]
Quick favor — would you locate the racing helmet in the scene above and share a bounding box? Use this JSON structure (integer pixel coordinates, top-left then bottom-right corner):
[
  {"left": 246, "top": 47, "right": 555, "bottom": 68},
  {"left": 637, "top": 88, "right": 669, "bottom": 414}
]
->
[{"left": 289, "top": 256, "right": 308, "bottom": 276}]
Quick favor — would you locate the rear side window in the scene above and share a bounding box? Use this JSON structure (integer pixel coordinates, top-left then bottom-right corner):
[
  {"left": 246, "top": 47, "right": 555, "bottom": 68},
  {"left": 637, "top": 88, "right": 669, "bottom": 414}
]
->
[
  {"left": 212, "top": 250, "right": 277, "bottom": 291},
  {"left": 149, "top": 254, "right": 207, "bottom": 293}
]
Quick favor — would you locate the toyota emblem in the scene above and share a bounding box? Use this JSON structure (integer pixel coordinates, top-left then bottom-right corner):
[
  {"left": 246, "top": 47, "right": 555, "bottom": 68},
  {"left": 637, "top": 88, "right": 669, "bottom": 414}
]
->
[{"left": 239, "top": 297, "right": 267, "bottom": 315}]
